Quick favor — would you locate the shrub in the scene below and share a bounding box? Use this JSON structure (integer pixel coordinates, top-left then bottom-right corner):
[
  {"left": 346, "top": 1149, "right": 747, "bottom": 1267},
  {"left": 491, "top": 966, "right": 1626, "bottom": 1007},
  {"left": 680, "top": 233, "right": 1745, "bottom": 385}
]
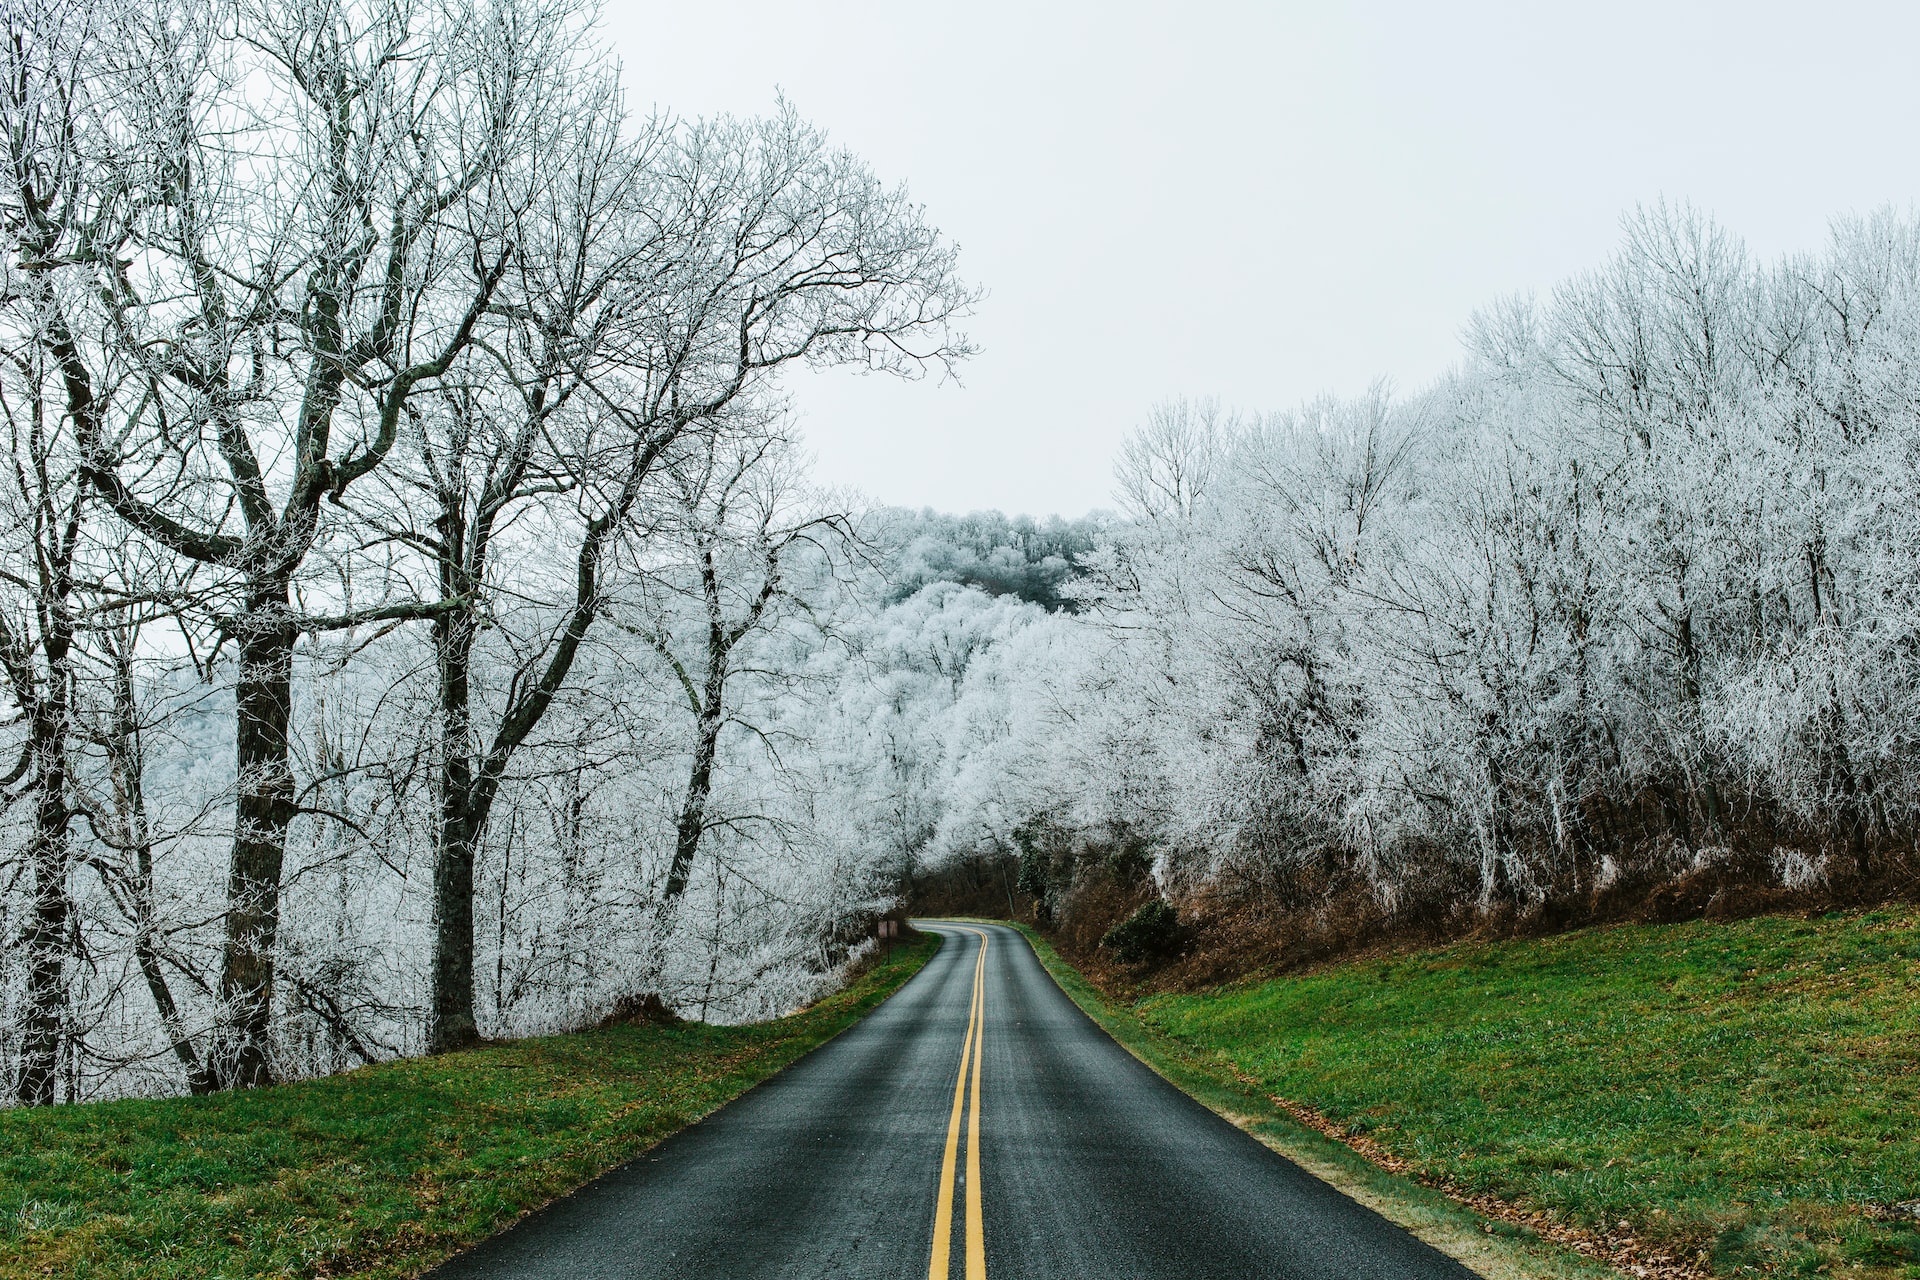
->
[{"left": 1101, "top": 899, "right": 1187, "bottom": 965}]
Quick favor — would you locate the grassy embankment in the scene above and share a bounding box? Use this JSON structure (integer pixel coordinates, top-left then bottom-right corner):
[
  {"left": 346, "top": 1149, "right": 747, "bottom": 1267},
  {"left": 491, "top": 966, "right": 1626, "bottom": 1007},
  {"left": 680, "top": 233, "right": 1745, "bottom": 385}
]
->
[
  {"left": 1022, "top": 909, "right": 1920, "bottom": 1279},
  {"left": 0, "top": 935, "right": 937, "bottom": 1280}
]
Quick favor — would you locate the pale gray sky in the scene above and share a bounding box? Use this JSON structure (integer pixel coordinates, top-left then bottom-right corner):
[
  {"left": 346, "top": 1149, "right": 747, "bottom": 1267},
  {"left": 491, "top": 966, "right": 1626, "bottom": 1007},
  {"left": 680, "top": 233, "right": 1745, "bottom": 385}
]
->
[{"left": 605, "top": 1, "right": 1920, "bottom": 517}]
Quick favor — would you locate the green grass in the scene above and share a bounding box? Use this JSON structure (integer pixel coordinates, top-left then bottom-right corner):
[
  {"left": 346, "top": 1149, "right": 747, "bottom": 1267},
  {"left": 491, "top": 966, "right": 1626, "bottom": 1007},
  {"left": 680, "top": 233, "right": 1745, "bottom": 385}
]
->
[
  {"left": 1125, "top": 909, "right": 1920, "bottom": 1278},
  {"left": 0, "top": 935, "right": 937, "bottom": 1280},
  {"left": 1011, "top": 922, "right": 1619, "bottom": 1280}
]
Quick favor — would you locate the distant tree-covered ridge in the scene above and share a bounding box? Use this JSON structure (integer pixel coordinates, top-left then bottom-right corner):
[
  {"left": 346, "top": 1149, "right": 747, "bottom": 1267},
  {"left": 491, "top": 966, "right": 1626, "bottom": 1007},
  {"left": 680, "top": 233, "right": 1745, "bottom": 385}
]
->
[{"left": 874, "top": 508, "right": 1109, "bottom": 611}]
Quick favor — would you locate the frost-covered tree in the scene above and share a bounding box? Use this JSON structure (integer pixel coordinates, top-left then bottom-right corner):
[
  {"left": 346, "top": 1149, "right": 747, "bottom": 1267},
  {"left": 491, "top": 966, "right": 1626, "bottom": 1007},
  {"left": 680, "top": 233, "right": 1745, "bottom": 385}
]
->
[
  {"left": 0, "top": 0, "right": 974, "bottom": 1100},
  {"left": 1007, "top": 207, "right": 1920, "bottom": 938}
]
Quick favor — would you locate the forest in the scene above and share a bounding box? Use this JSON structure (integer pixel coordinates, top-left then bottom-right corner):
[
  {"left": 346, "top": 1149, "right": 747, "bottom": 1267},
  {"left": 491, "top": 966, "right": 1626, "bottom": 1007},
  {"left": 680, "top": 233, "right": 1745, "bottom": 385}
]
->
[{"left": 5, "top": 0, "right": 1918, "bottom": 1108}]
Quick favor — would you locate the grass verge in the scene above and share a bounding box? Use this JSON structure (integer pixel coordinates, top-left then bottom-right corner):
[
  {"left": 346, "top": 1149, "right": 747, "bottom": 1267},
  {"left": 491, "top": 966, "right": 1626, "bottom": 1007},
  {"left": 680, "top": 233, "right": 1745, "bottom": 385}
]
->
[
  {"left": 1136, "top": 909, "right": 1920, "bottom": 1278},
  {"left": 1011, "top": 921, "right": 1620, "bottom": 1280},
  {"left": 1023, "top": 907, "right": 1920, "bottom": 1279},
  {"left": 0, "top": 935, "right": 938, "bottom": 1280}
]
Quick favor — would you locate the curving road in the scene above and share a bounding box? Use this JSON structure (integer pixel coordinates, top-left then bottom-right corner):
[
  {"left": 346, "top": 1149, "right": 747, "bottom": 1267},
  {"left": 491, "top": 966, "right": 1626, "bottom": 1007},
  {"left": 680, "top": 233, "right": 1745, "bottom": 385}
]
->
[{"left": 427, "top": 922, "right": 1478, "bottom": 1279}]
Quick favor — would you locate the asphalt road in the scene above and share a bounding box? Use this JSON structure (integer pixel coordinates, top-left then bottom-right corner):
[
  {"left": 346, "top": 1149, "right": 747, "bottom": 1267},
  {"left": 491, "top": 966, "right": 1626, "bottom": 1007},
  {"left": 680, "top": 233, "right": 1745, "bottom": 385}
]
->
[{"left": 429, "top": 921, "right": 1479, "bottom": 1279}]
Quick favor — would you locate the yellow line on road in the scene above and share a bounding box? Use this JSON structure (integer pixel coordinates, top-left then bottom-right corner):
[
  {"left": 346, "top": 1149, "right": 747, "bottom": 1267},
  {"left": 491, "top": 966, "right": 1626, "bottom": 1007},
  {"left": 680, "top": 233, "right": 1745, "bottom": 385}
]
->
[
  {"left": 964, "top": 931, "right": 986, "bottom": 1280},
  {"left": 928, "top": 927, "right": 988, "bottom": 1280}
]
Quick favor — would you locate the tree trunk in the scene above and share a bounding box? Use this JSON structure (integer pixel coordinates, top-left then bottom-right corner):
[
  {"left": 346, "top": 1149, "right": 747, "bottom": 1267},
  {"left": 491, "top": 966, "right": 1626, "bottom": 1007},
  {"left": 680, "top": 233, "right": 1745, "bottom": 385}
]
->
[
  {"left": 1673, "top": 607, "right": 1725, "bottom": 838},
  {"left": 211, "top": 583, "right": 297, "bottom": 1090},
  {"left": 665, "top": 688, "right": 726, "bottom": 906},
  {"left": 662, "top": 547, "right": 739, "bottom": 917},
  {"left": 15, "top": 646, "right": 73, "bottom": 1106},
  {"left": 652, "top": 677, "right": 727, "bottom": 989},
  {"left": 130, "top": 857, "right": 212, "bottom": 1094},
  {"left": 429, "top": 605, "right": 481, "bottom": 1054},
  {"left": 104, "top": 640, "right": 213, "bottom": 1094}
]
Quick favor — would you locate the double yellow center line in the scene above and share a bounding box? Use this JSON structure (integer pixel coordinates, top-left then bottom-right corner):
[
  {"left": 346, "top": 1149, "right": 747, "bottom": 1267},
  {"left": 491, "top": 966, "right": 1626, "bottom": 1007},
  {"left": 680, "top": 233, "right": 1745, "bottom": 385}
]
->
[{"left": 928, "top": 927, "right": 988, "bottom": 1280}]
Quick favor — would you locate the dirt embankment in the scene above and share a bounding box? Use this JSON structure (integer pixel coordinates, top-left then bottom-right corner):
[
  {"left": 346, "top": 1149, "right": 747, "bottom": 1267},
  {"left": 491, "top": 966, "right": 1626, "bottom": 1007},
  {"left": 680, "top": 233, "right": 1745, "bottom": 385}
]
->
[{"left": 915, "top": 835, "right": 1920, "bottom": 999}]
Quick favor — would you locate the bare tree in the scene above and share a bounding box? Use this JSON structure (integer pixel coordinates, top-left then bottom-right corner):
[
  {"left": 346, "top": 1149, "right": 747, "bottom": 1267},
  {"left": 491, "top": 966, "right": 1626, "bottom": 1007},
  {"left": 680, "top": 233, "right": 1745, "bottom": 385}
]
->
[
  {"left": 7, "top": 0, "right": 596, "bottom": 1086},
  {"left": 628, "top": 414, "right": 849, "bottom": 975},
  {"left": 0, "top": 8, "right": 100, "bottom": 1098},
  {"left": 1114, "top": 397, "right": 1234, "bottom": 523},
  {"left": 0, "top": 278, "right": 83, "bottom": 1106},
  {"left": 5, "top": 0, "right": 982, "bottom": 1091},
  {"left": 74, "top": 588, "right": 217, "bottom": 1094},
  {"left": 390, "top": 103, "right": 974, "bottom": 1052}
]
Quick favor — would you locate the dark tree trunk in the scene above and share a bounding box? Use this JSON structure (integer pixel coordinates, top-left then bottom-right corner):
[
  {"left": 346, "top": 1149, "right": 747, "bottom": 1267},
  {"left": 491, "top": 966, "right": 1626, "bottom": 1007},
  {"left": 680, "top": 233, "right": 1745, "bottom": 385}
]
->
[
  {"left": 663, "top": 557, "right": 734, "bottom": 917},
  {"left": 648, "top": 529, "right": 787, "bottom": 982},
  {"left": 665, "top": 697, "right": 725, "bottom": 905},
  {"left": 651, "top": 589, "right": 735, "bottom": 988},
  {"left": 16, "top": 648, "right": 73, "bottom": 1106},
  {"left": 1672, "top": 607, "right": 1725, "bottom": 838},
  {"left": 429, "top": 604, "right": 482, "bottom": 1054},
  {"left": 211, "top": 582, "right": 298, "bottom": 1090},
  {"left": 424, "top": 422, "right": 669, "bottom": 1037},
  {"left": 426, "top": 451, "right": 497, "bottom": 1055},
  {"left": 12, "top": 506, "right": 77, "bottom": 1107}
]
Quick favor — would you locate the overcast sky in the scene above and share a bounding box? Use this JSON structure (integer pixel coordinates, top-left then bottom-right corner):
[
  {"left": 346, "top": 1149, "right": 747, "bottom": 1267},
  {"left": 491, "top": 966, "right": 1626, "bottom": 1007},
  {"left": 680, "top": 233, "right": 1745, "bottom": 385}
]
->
[{"left": 604, "top": 2, "right": 1920, "bottom": 518}]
